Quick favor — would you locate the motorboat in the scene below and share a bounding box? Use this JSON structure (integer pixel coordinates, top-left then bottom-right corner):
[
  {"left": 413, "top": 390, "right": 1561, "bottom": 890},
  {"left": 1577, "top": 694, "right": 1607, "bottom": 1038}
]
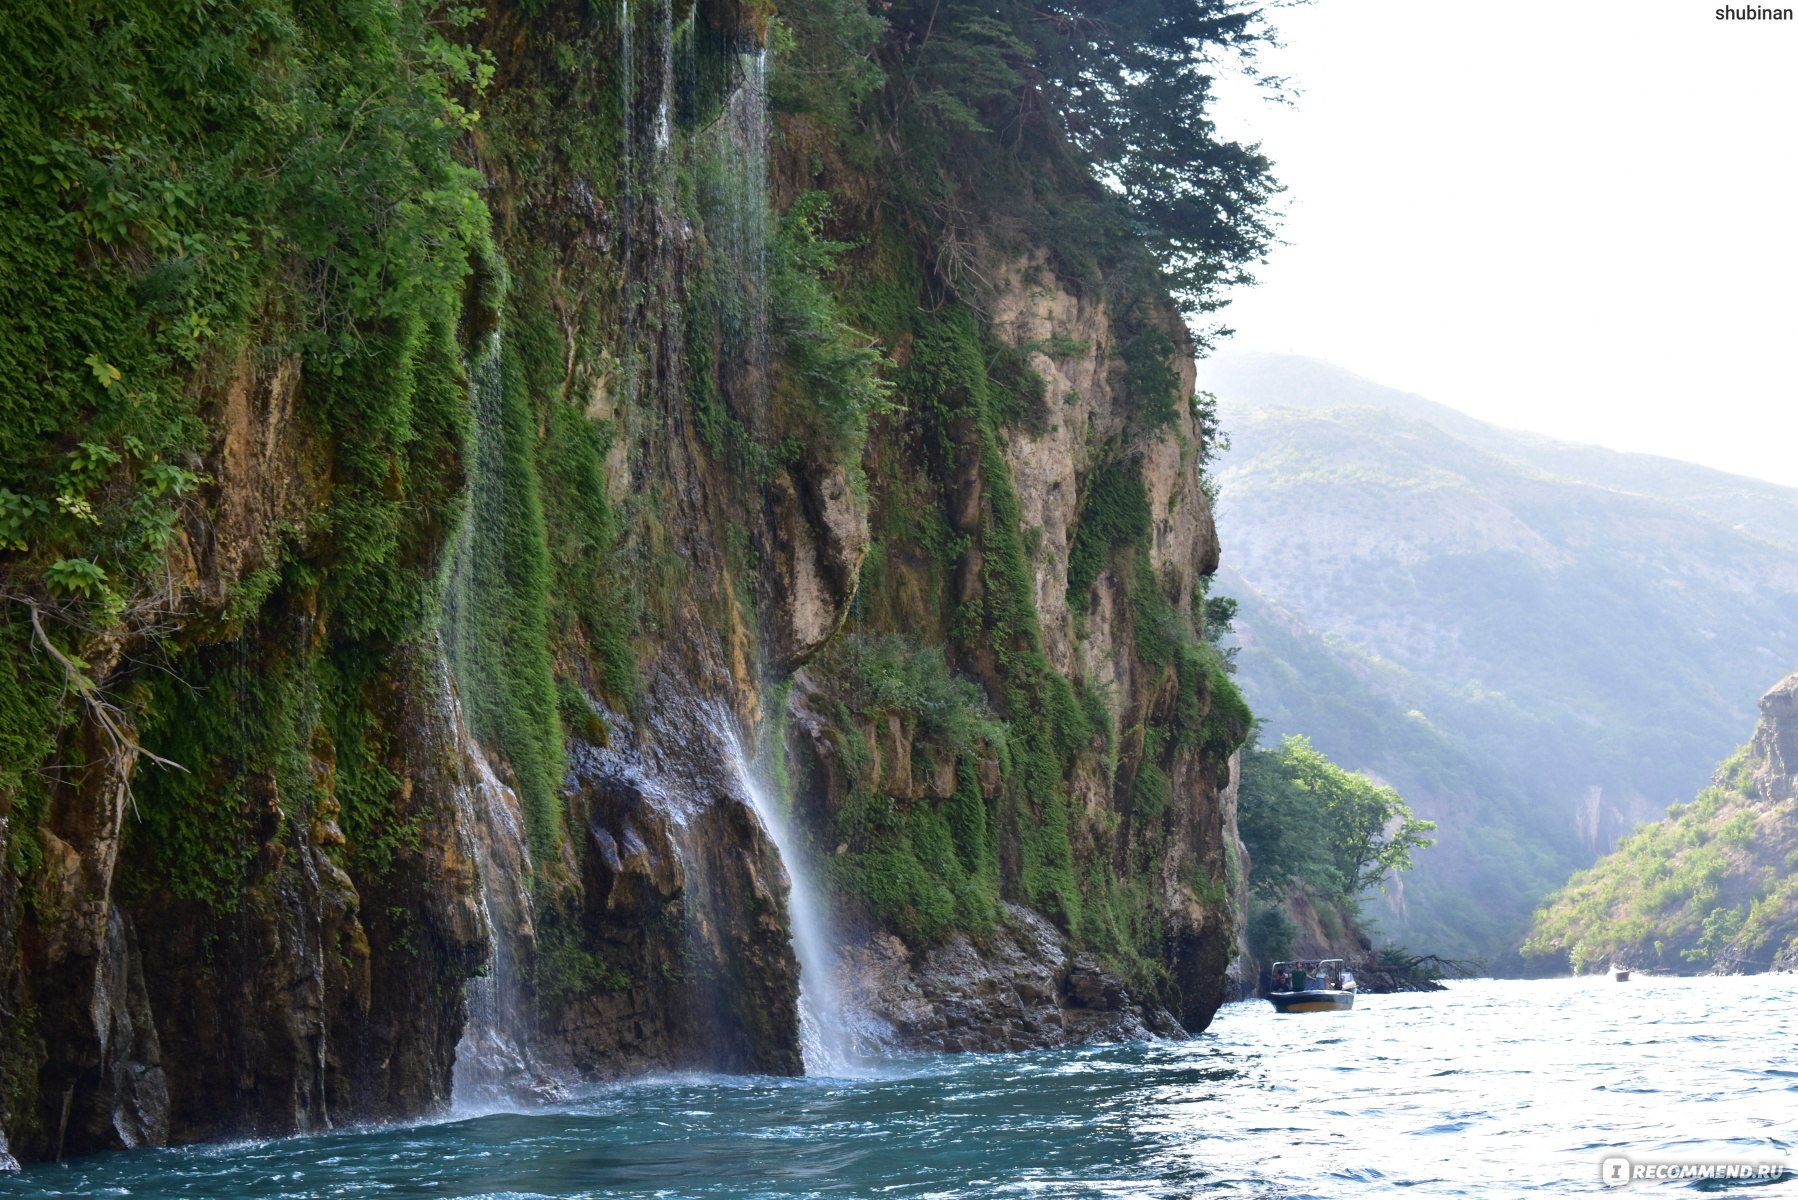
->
[{"left": 1267, "top": 957, "right": 1356, "bottom": 1012}]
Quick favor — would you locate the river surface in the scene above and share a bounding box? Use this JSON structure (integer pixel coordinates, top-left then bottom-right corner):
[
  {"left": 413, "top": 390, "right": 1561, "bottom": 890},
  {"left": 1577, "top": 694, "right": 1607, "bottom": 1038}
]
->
[{"left": 8, "top": 976, "right": 1795, "bottom": 1197}]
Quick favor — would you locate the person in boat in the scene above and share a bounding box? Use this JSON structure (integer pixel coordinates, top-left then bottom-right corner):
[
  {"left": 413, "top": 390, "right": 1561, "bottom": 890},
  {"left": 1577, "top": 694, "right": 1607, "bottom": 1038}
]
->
[
  {"left": 1291, "top": 965, "right": 1308, "bottom": 991},
  {"left": 1274, "top": 967, "right": 1291, "bottom": 992},
  {"left": 1339, "top": 967, "right": 1356, "bottom": 991}
]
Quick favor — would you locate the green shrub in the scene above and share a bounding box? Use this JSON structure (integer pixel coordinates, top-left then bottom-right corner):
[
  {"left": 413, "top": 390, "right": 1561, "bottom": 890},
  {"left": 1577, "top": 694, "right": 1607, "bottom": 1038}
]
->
[
  {"left": 1066, "top": 461, "right": 1151, "bottom": 608},
  {"left": 812, "top": 633, "right": 1002, "bottom": 758},
  {"left": 1247, "top": 902, "right": 1297, "bottom": 962}
]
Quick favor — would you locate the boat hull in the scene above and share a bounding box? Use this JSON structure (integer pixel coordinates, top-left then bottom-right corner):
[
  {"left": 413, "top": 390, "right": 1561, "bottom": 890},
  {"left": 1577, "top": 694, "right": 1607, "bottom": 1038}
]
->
[{"left": 1267, "top": 990, "right": 1355, "bottom": 1013}]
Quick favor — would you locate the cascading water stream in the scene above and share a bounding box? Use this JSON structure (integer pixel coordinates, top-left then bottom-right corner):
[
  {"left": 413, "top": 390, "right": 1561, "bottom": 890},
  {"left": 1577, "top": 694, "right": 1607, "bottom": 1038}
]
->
[
  {"left": 688, "top": 43, "right": 773, "bottom": 436},
  {"left": 442, "top": 333, "right": 550, "bottom": 1110},
  {"left": 696, "top": 43, "right": 861, "bottom": 1074},
  {"left": 617, "top": 0, "right": 637, "bottom": 296},
  {"left": 721, "top": 729, "right": 859, "bottom": 1075},
  {"left": 720, "top": 48, "right": 770, "bottom": 401},
  {"left": 448, "top": 729, "right": 543, "bottom": 1111}
]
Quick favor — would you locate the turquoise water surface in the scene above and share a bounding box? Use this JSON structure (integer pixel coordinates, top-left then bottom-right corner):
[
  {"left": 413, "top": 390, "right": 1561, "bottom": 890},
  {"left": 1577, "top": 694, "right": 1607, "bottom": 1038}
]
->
[{"left": 8, "top": 976, "right": 1796, "bottom": 1197}]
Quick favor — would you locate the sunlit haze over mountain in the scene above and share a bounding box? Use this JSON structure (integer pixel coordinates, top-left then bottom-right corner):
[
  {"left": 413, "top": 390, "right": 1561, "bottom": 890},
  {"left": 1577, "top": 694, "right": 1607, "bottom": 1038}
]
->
[{"left": 1205, "top": 0, "right": 1798, "bottom": 487}]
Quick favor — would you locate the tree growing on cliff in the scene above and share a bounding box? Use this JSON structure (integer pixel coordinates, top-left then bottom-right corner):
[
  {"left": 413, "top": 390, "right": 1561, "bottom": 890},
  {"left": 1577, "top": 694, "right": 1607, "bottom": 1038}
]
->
[
  {"left": 1239, "top": 734, "right": 1437, "bottom": 903},
  {"left": 873, "top": 0, "right": 1282, "bottom": 316}
]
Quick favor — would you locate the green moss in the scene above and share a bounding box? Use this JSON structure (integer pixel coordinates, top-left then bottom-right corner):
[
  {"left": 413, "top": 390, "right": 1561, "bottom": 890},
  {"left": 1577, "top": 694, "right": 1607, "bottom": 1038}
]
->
[
  {"left": 1, "top": 0, "right": 490, "bottom": 894},
  {"left": 1134, "top": 760, "right": 1171, "bottom": 828},
  {"left": 1066, "top": 461, "right": 1152, "bottom": 608},
  {"left": 769, "top": 192, "right": 895, "bottom": 466},
  {"left": 831, "top": 781, "right": 997, "bottom": 945},
  {"left": 683, "top": 263, "right": 734, "bottom": 460},
  {"left": 812, "top": 633, "right": 1002, "bottom": 758},
  {"left": 1185, "top": 643, "right": 1251, "bottom": 761},
  {"left": 509, "top": 264, "right": 640, "bottom": 709},
  {"left": 556, "top": 677, "right": 609, "bottom": 746},
  {"left": 322, "top": 650, "right": 423, "bottom": 880},
  {"left": 480, "top": 6, "right": 627, "bottom": 213},
  {"left": 535, "top": 918, "right": 630, "bottom": 1002},
  {"left": 984, "top": 337, "right": 1049, "bottom": 432},
  {"left": 124, "top": 640, "right": 291, "bottom": 910},
  {"left": 443, "top": 324, "right": 567, "bottom": 863},
  {"left": 840, "top": 226, "right": 927, "bottom": 349},
  {"left": 0, "top": 622, "right": 62, "bottom": 876},
  {"left": 807, "top": 633, "right": 1002, "bottom": 944}
]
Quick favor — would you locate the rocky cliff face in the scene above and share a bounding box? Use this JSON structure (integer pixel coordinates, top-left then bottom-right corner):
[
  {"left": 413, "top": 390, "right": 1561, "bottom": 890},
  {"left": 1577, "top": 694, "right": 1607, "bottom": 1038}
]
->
[
  {"left": 1751, "top": 674, "right": 1798, "bottom": 805},
  {"left": 1525, "top": 670, "right": 1798, "bottom": 975},
  {"left": 0, "top": 0, "right": 1250, "bottom": 1167}
]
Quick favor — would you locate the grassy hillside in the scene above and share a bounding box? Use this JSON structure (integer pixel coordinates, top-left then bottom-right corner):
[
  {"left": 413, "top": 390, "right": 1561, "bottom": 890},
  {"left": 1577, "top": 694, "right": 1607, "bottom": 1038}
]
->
[{"left": 1199, "top": 351, "right": 1798, "bottom": 962}]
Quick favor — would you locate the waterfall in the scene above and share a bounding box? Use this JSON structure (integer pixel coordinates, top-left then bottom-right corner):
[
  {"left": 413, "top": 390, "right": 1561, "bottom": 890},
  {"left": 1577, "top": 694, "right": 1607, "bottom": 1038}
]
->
[
  {"left": 442, "top": 334, "right": 553, "bottom": 1110},
  {"left": 448, "top": 731, "right": 546, "bottom": 1111},
  {"left": 697, "top": 48, "right": 771, "bottom": 425},
  {"left": 618, "top": 0, "right": 637, "bottom": 290},
  {"left": 721, "top": 728, "right": 859, "bottom": 1074},
  {"left": 721, "top": 49, "right": 770, "bottom": 403},
  {"left": 694, "top": 45, "right": 859, "bottom": 1074}
]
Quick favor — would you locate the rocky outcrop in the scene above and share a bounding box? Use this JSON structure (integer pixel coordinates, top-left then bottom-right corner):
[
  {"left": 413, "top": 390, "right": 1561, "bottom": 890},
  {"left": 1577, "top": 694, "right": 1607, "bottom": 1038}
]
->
[
  {"left": 987, "top": 257, "right": 1220, "bottom": 683},
  {"left": 765, "top": 461, "right": 871, "bottom": 673},
  {"left": 22, "top": 716, "right": 169, "bottom": 1158},
  {"left": 1751, "top": 673, "right": 1798, "bottom": 804},
  {"left": 544, "top": 701, "right": 803, "bottom": 1079},
  {"left": 130, "top": 647, "right": 488, "bottom": 1145},
  {"left": 986, "top": 261, "right": 1239, "bottom": 1036},
  {"left": 7, "top": 635, "right": 491, "bottom": 1161},
  {"left": 1525, "top": 668, "right": 1798, "bottom": 975},
  {"left": 841, "top": 905, "right": 1180, "bottom": 1052}
]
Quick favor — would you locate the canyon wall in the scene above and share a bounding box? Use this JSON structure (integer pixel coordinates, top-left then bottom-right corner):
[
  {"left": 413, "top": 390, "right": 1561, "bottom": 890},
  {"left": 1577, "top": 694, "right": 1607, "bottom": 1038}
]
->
[{"left": 0, "top": 0, "right": 1261, "bottom": 1164}]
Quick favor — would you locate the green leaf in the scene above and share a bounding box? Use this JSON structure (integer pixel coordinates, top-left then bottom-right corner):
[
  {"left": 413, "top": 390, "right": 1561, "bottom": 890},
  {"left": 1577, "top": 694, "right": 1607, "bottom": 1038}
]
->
[
  {"left": 83, "top": 353, "right": 122, "bottom": 390},
  {"left": 0, "top": 488, "right": 44, "bottom": 552},
  {"left": 44, "top": 557, "right": 109, "bottom": 599}
]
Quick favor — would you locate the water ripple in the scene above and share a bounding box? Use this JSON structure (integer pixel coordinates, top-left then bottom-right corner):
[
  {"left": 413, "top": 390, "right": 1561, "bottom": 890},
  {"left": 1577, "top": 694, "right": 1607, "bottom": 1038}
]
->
[{"left": 6, "top": 977, "right": 1798, "bottom": 1196}]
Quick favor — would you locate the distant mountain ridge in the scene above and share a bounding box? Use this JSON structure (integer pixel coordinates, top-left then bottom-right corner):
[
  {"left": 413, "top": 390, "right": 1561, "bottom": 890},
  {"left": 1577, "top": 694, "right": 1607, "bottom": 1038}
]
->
[
  {"left": 1201, "top": 351, "right": 1798, "bottom": 554},
  {"left": 1196, "top": 351, "right": 1798, "bottom": 962}
]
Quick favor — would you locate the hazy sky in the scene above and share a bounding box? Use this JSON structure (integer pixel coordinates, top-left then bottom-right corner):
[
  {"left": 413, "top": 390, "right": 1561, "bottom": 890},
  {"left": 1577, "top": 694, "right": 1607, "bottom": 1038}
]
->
[{"left": 1200, "top": 1, "right": 1798, "bottom": 486}]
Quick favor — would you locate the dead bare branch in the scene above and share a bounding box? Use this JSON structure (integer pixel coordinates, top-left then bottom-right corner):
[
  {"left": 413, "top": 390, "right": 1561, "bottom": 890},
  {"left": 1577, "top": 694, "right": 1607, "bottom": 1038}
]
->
[{"left": 22, "top": 600, "right": 188, "bottom": 822}]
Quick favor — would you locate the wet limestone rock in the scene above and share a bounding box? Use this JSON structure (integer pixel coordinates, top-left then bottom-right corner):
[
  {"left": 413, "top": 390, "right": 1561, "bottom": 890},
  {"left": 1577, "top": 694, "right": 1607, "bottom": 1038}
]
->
[
  {"left": 764, "top": 460, "right": 871, "bottom": 672},
  {"left": 207, "top": 353, "right": 320, "bottom": 597},
  {"left": 839, "top": 905, "right": 1181, "bottom": 1053},
  {"left": 543, "top": 695, "right": 803, "bottom": 1080},
  {"left": 13, "top": 640, "right": 491, "bottom": 1161},
  {"left": 22, "top": 718, "right": 170, "bottom": 1159}
]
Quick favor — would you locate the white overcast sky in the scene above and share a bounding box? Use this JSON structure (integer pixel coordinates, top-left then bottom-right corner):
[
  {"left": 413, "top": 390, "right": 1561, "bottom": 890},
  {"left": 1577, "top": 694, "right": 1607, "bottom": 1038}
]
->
[{"left": 1200, "top": 0, "right": 1798, "bottom": 486}]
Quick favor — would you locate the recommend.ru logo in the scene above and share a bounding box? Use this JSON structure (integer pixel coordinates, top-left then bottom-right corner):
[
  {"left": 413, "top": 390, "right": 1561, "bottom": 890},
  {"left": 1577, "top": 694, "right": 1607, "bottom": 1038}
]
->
[{"left": 1600, "top": 1156, "right": 1788, "bottom": 1186}]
